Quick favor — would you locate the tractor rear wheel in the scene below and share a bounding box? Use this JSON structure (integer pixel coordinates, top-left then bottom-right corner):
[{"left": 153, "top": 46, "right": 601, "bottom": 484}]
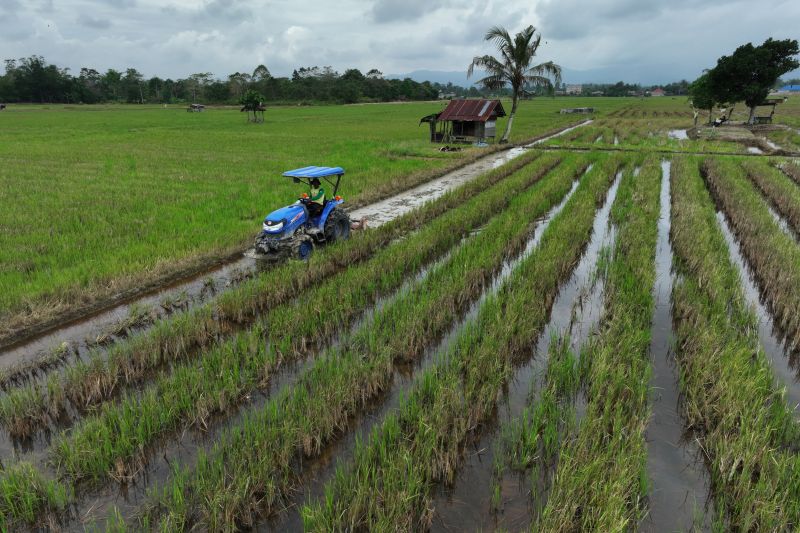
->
[{"left": 324, "top": 209, "right": 351, "bottom": 243}]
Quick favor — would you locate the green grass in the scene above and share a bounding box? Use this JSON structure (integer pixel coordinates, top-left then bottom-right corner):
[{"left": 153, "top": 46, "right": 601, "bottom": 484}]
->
[
  {"left": 0, "top": 462, "right": 70, "bottom": 529},
  {"left": 0, "top": 98, "right": 626, "bottom": 335}
]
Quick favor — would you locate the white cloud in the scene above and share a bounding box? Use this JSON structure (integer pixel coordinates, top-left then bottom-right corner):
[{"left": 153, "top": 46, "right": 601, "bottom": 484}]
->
[{"left": 0, "top": 0, "right": 797, "bottom": 83}]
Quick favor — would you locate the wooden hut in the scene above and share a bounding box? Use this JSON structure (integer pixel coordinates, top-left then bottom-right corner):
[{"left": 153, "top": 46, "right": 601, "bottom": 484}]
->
[{"left": 420, "top": 99, "right": 506, "bottom": 144}]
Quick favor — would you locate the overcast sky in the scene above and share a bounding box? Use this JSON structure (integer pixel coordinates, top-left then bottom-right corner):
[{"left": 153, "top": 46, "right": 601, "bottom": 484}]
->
[{"left": 1, "top": 0, "right": 798, "bottom": 84}]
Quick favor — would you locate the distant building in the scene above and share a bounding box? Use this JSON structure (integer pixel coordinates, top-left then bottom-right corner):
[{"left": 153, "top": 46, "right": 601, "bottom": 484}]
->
[
  {"left": 438, "top": 91, "right": 457, "bottom": 99},
  {"left": 420, "top": 99, "right": 506, "bottom": 144},
  {"left": 778, "top": 85, "right": 800, "bottom": 93},
  {"left": 590, "top": 91, "right": 604, "bottom": 96},
  {"left": 566, "top": 84, "right": 583, "bottom": 95},
  {"left": 650, "top": 87, "right": 666, "bottom": 97}
]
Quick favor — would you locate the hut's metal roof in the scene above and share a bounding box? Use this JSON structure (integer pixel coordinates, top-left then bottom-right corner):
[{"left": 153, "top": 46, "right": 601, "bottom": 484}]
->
[{"left": 437, "top": 99, "right": 506, "bottom": 122}]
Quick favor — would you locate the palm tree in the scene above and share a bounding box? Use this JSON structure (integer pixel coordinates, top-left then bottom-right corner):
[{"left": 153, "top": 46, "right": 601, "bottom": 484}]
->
[{"left": 468, "top": 25, "right": 561, "bottom": 143}]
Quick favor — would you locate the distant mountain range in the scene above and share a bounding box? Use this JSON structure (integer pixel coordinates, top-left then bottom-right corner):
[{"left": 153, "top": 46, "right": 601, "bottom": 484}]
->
[{"left": 387, "top": 68, "right": 687, "bottom": 87}]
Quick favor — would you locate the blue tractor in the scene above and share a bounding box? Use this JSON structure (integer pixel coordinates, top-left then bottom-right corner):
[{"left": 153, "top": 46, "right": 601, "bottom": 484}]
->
[{"left": 254, "top": 166, "right": 351, "bottom": 259}]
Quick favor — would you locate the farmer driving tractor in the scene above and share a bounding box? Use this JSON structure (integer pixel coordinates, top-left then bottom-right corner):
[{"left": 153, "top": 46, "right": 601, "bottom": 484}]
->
[{"left": 301, "top": 177, "right": 325, "bottom": 218}]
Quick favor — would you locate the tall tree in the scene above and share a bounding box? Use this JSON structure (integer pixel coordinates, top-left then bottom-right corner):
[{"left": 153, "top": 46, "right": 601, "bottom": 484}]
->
[
  {"left": 228, "top": 72, "right": 251, "bottom": 100},
  {"left": 186, "top": 72, "right": 213, "bottom": 103},
  {"left": 709, "top": 38, "right": 799, "bottom": 124},
  {"left": 122, "top": 68, "right": 145, "bottom": 103},
  {"left": 252, "top": 64, "right": 271, "bottom": 82},
  {"left": 101, "top": 69, "right": 122, "bottom": 101},
  {"left": 468, "top": 25, "right": 561, "bottom": 143},
  {"left": 689, "top": 73, "right": 716, "bottom": 126}
]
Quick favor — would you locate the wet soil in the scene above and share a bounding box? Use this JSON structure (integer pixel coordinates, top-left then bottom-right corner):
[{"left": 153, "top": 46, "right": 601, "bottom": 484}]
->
[{"left": 642, "top": 161, "right": 712, "bottom": 532}]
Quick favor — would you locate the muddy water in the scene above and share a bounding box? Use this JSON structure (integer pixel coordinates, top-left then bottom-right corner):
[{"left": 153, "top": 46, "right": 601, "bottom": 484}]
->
[
  {"left": 715, "top": 212, "right": 800, "bottom": 413},
  {"left": 526, "top": 120, "right": 594, "bottom": 147},
  {"left": 431, "top": 170, "right": 622, "bottom": 532},
  {"left": 0, "top": 122, "right": 593, "bottom": 382},
  {"left": 643, "top": 161, "right": 712, "bottom": 532},
  {"left": 348, "top": 148, "right": 528, "bottom": 228},
  {"left": 0, "top": 258, "right": 260, "bottom": 378},
  {"left": 260, "top": 166, "right": 591, "bottom": 532}
]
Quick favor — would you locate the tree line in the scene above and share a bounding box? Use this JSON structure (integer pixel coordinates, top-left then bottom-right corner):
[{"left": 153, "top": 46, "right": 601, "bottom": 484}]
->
[
  {"left": 0, "top": 56, "right": 473, "bottom": 105},
  {"left": 688, "top": 38, "right": 799, "bottom": 125}
]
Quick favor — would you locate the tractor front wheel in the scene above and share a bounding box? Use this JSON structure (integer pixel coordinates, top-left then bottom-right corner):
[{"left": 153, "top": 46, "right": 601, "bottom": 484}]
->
[{"left": 293, "top": 238, "right": 314, "bottom": 260}]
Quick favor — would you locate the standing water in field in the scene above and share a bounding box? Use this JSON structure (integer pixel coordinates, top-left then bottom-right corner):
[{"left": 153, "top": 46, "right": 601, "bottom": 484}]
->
[
  {"left": 762, "top": 201, "right": 799, "bottom": 243},
  {"left": 643, "top": 161, "right": 712, "bottom": 532},
  {"left": 431, "top": 169, "right": 621, "bottom": 532},
  {"left": 716, "top": 212, "right": 800, "bottom": 413}
]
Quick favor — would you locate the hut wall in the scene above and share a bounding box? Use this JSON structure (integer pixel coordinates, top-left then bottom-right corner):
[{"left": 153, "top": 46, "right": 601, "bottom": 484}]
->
[{"left": 485, "top": 120, "right": 496, "bottom": 138}]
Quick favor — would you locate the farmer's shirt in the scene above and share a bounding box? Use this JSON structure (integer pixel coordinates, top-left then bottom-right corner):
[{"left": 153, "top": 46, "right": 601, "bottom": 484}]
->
[{"left": 310, "top": 186, "right": 325, "bottom": 205}]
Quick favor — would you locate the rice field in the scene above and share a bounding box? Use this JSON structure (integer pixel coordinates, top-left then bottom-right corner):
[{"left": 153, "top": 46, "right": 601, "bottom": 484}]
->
[
  {"left": 0, "top": 98, "right": 621, "bottom": 343},
  {"left": 2, "top": 95, "right": 800, "bottom": 531}
]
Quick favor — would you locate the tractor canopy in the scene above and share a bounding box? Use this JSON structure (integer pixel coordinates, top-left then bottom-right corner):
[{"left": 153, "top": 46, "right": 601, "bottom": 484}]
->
[{"left": 282, "top": 166, "right": 345, "bottom": 197}]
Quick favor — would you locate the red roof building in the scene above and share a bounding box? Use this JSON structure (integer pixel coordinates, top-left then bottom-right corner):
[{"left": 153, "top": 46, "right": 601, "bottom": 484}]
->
[
  {"left": 420, "top": 99, "right": 506, "bottom": 143},
  {"left": 650, "top": 87, "right": 665, "bottom": 97}
]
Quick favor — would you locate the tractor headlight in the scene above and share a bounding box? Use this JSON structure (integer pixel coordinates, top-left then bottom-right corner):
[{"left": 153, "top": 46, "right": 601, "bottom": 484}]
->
[{"left": 263, "top": 221, "right": 284, "bottom": 232}]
